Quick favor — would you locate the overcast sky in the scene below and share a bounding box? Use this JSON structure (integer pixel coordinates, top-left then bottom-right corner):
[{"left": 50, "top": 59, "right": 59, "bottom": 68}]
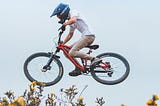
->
[{"left": 0, "top": 0, "right": 160, "bottom": 105}]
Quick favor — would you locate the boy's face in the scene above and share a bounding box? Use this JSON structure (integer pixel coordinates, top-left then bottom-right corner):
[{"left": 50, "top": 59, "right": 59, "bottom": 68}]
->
[{"left": 57, "top": 14, "right": 62, "bottom": 19}]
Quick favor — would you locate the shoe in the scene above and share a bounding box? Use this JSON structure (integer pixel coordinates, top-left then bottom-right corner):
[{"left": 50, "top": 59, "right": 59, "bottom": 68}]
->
[
  {"left": 91, "top": 57, "right": 102, "bottom": 67},
  {"left": 69, "top": 68, "right": 82, "bottom": 76}
]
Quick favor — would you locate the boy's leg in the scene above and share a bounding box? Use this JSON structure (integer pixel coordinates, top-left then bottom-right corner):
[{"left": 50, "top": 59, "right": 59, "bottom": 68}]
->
[
  {"left": 68, "top": 35, "right": 95, "bottom": 76},
  {"left": 69, "top": 35, "right": 95, "bottom": 60}
]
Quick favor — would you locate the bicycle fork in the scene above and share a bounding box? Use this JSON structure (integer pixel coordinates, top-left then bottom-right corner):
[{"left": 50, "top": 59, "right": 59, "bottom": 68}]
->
[{"left": 41, "top": 51, "right": 60, "bottom": 72}]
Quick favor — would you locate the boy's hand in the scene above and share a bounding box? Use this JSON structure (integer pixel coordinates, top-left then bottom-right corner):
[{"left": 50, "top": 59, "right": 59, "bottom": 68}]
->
[
  {"left": 61, "top": 25, "right": 66, "bottom": 31},
  {"left": 58, "top": 25, "right": 66, "bottom": 31},
  {"left": 58, "top": 40, "right": 63, "bottom": 45}
]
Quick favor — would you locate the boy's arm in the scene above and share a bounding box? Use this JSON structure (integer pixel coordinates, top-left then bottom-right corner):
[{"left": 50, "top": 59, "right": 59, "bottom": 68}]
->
[
  {"left": 63, "top": 32, "right": 74, "bottom": 44},
  {"left": 63, "top": 16, "right": 77, "bottom": 26},
  {"left": 62, "top": 16, "right": 77, "bottom": 44}
]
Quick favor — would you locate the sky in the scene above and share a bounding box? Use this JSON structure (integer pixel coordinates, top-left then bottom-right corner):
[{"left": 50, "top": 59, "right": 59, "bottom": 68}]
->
[{"left": 0, "top": 0, "right": 160, "bottom": 105}]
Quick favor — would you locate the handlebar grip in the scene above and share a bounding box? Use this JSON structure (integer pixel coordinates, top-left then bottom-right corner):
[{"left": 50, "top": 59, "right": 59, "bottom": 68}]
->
[{"left": 58, "top": 25, "right": 66, "bottom": 31}]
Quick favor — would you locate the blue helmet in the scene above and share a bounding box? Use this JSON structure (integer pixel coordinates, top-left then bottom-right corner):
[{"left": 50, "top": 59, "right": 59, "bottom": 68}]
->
[{"left": 50, "top": 3, "right": 70, "bottom": 24}]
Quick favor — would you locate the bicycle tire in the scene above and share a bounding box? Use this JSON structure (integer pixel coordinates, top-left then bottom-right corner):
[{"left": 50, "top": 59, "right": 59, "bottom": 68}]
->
[
  {"left": 91, "top": 52, "right": 130, "bottom": 85},
  {"left": 24, "top": 52, "right": 63, "bottom": 86}
]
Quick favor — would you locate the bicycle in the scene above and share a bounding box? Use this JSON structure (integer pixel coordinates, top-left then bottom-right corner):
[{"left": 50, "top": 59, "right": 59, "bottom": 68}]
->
[{"left": 23, "top": 26, "right": 130, "bottom": 87}]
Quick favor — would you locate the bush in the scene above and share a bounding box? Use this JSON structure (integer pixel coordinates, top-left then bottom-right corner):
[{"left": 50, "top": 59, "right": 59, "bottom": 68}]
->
[{"left": 0, "top": 82, "right": 106, "bottom": 106}]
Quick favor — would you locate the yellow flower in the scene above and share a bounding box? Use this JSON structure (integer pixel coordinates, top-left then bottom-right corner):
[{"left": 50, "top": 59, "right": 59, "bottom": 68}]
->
[
  {"left": 8, "top": 103, "right": 13, "bottom": 106},
  {"left": 146, "top": 99, "right": 153, "bottom": 105},
  {"left": 31, "top": 87, "right": 36, "bottom": 91},
  {"left": 2, "top": 97, "right": 7, "bottom": 102},
  {"left": 29, "top": 83, "right": 32, "bottom": 87},
  {"left": 50, "top": 92, "right": 55, "bottom": 97},
  {"left": 36, "top": 81, "right": 46, "bottom": 87},
  {"left": 42, "top": 83, "right": 46, "bottom": 87},
  {"left": 29, "top": 81, "right": 37, "bottom": 87},
  {"left": 16, "top": 96, "right": 25, "bottom": 106},
  {"left": 153, "top": 94, "right": 159, "bottom": 100},
  {"left": 78, "top": 97, "right": 84, "bottom": 102},
  {"left": 8, "top": 102, "right": 19, "bottom": 106},
  {"left": 32, "top": 81, "right": 37, "bottom": 86}
]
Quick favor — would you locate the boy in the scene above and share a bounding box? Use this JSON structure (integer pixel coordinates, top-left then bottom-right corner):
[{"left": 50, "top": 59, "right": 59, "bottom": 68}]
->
[{"left": 50, "top": 3, "right": 101, "bottom": 76}]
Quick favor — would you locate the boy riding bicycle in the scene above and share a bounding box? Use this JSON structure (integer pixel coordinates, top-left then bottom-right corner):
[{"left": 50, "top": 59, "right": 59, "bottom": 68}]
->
[{"left": 50, "top": 3, "right": 101, "bottom": 76}]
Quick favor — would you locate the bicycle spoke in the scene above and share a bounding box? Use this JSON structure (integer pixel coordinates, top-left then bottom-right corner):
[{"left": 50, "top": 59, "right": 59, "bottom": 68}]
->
[
  {"left": 91, "top": 53, "right": 130, "bottom": 85},
  {"left": 27, "top": 56, "right": 60, "bottom": 83}
]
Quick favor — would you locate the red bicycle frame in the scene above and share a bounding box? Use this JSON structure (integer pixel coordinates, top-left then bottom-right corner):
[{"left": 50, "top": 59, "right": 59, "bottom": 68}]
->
[
  {"left": 56, "top": 43, "right": 109, "bottom": 72},
  {"left": 53, "top": 30, "right": 109, "bottom": 73},
  {"left": 57, "top": 43, "right": 85, "bottom": 71}
]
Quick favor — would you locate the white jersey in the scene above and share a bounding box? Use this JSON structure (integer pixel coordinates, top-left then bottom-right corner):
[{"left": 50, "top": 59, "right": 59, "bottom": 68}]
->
[{"left": 69, "top": 9, "right": 94, "bottom": 36}]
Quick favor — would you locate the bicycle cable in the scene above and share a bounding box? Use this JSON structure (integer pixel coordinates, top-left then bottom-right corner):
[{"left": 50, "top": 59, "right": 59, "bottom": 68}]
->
[{"left": 50, "top": 36, "right": 59, "bottom": 52}]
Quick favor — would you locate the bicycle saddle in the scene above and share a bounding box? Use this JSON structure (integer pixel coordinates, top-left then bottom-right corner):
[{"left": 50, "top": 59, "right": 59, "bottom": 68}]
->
[{"left": 85, "top": 45, "right": 99, "bottom": 50}]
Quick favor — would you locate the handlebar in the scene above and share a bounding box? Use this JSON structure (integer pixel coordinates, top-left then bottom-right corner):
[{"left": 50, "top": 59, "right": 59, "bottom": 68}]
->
[{"left": 58, "top": 25, "right": 66, "bottom": 31}]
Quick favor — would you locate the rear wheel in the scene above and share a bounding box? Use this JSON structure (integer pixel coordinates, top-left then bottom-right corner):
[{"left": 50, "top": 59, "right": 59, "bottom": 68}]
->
[
  {"left": 24, "top": 52, "right": 63, "bottom": 86},
  {"left": 91, "top": 53, "right": 130, "bottom": 85}
]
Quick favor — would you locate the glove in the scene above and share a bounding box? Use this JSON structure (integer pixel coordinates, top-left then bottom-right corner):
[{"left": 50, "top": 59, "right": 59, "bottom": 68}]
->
[
  {"left": 59, "top": 25, "right": 66, "bottom": 31},
  {"left": 58, "top": 40, "right": 63, "bottom": 45}
]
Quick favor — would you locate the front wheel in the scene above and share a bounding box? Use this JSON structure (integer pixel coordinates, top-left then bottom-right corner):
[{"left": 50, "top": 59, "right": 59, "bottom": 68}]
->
[
  {"left": 24, "top": 52, "right": 63, "bottom": 86},
  {"left": 91, "top": 53, "right": 130, "bottom": 85}
]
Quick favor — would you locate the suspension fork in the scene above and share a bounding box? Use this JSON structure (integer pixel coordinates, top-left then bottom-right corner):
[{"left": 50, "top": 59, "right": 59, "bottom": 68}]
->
[{"left": 42, "top": 48, "right": 60, "bottom": 71}]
